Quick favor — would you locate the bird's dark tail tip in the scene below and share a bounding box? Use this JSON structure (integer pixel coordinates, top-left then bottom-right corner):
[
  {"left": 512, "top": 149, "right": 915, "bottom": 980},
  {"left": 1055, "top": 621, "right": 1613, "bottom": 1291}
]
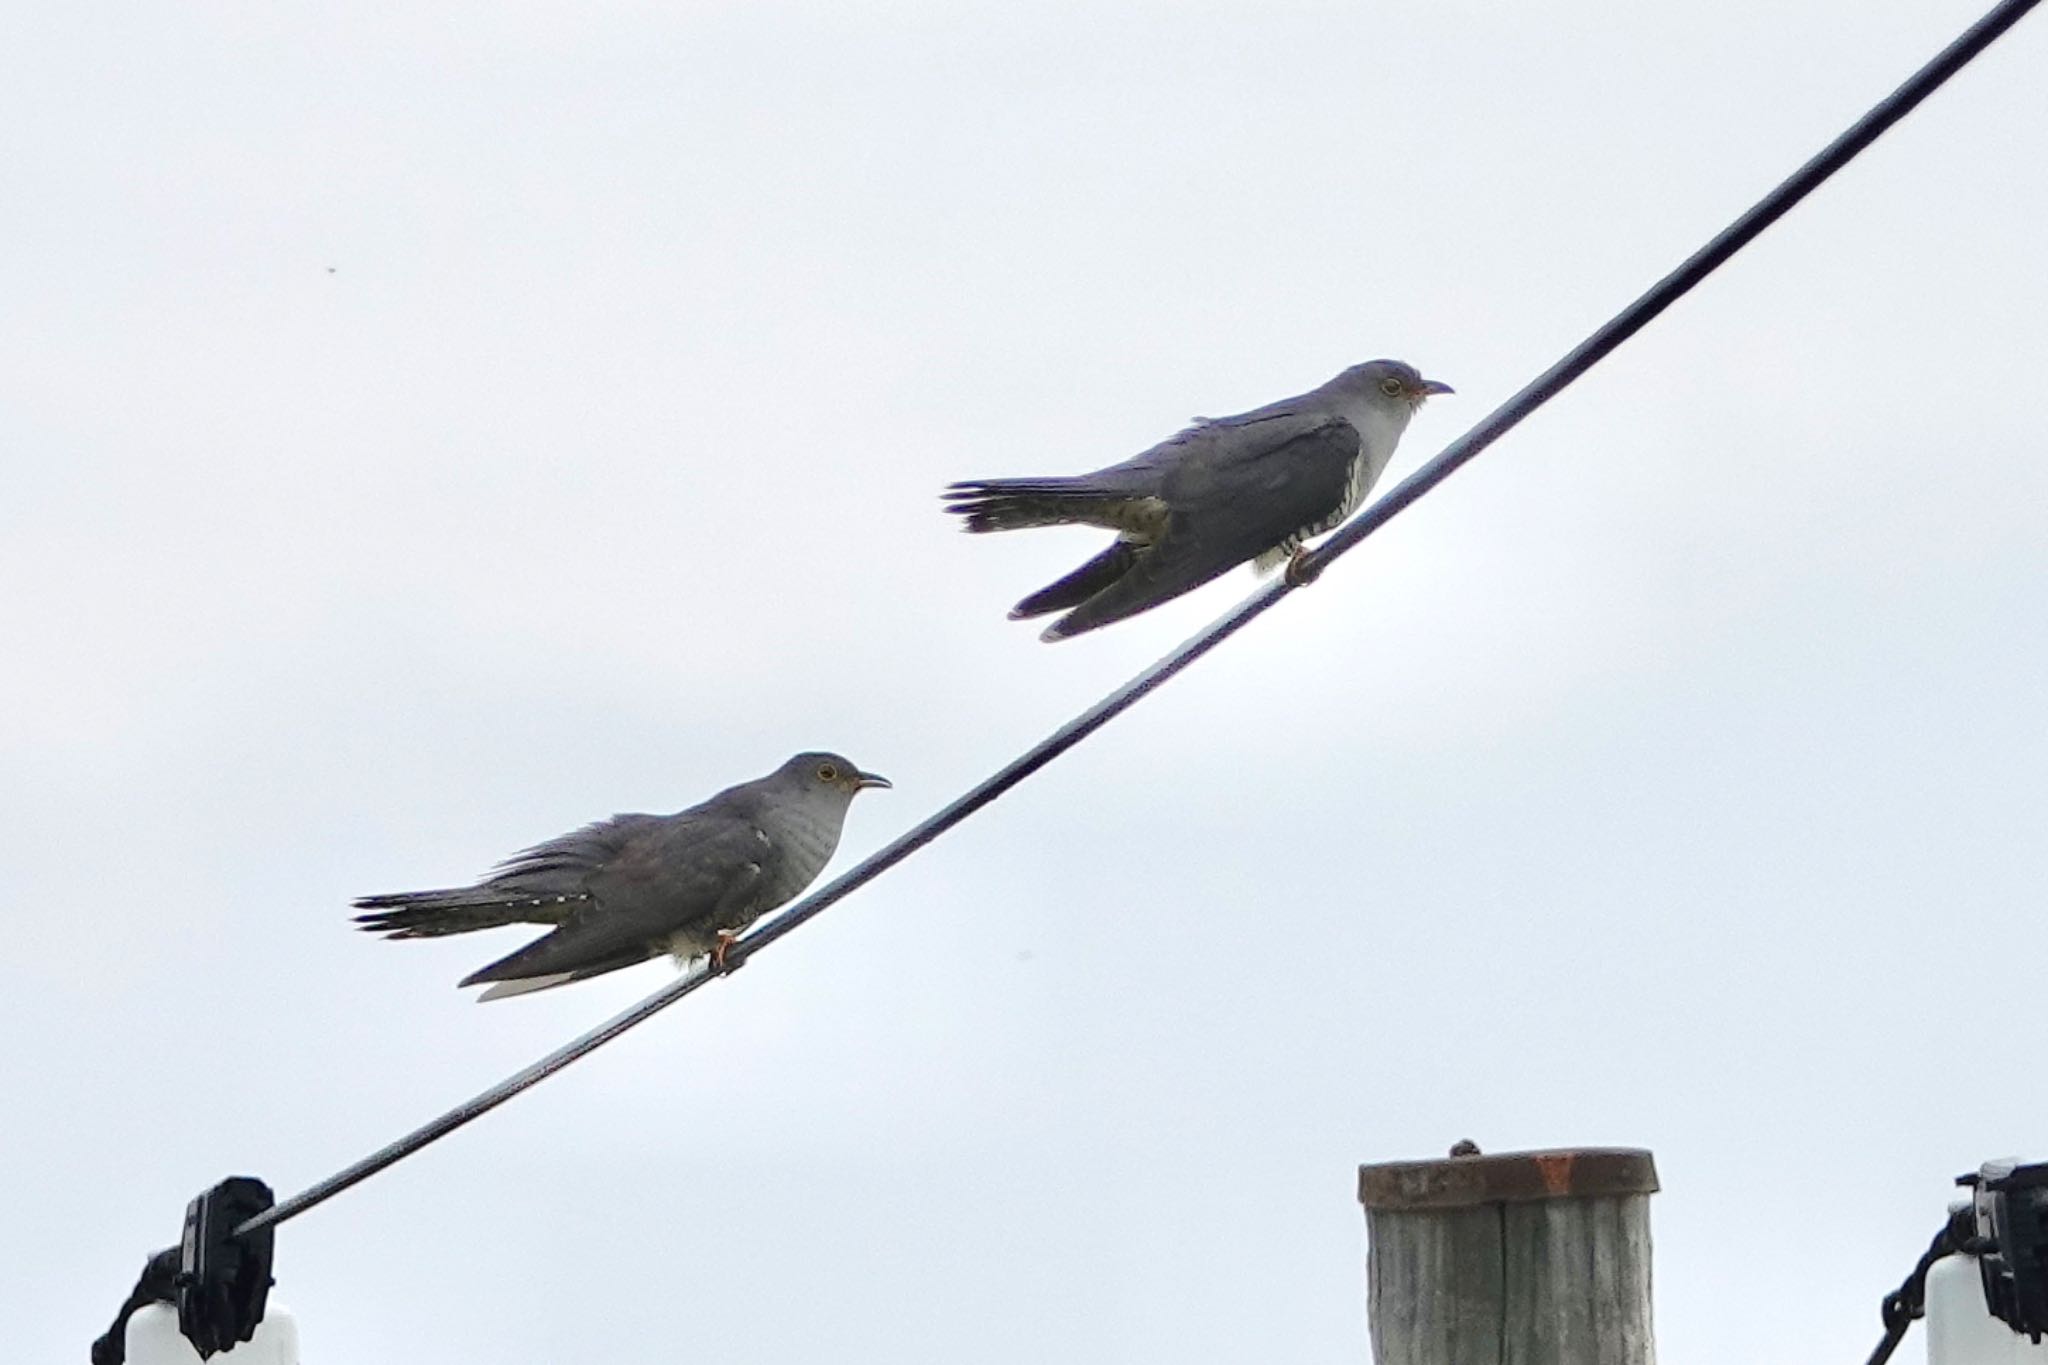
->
[
  {"left": 352, "top": 897, "right": 468, "bottom": 938},
  {"left": 1009, "top": 542, "right": 1140, "bottom": 621}
]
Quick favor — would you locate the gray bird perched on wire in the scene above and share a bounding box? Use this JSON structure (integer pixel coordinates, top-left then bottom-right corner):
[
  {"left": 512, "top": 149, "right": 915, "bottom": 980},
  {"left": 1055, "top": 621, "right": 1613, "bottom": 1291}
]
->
[
  {"left": 353, "top": 752, "right": 891, "bottom": 1000},
  {"left": 944, "top": 359, "right": 1451, "bottom": 641}
]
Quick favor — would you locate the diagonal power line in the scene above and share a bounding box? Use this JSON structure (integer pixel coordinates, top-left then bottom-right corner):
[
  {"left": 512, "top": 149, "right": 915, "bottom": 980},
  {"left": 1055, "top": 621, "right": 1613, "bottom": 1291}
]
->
[{"left": 235, "top": 0, "right": 2039, "bottom": 1241}]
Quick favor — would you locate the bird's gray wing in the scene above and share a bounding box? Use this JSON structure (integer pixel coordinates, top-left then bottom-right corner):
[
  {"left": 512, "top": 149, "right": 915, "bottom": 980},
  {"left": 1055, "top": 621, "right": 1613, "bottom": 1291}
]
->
[
  {"left": 458, "top": 813, "right": 768, "bottom": 988},
  {"left": 943, "top": 392, "right": 1326, "bottom": 535},
  {"left": 1042, "top": 415, "right": 1360, "bottom": 640}
]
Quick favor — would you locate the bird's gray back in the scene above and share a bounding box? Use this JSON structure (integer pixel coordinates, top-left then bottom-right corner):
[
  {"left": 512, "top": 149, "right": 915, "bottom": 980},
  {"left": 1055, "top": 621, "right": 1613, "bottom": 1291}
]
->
[
  {"left": 548, "top": 807, "right": 769, "bottom": 939},
  {"left": 1145, "top": 408, "right": 1353, "bottom": 502},
  {"left": 1169, "top": 378, "right": 1414, "bottom": 527},
  {"left": 485, "top": 813, "right": 669, "bottom": 896},
  {"left": 576, "top": 772, "right": 857, "bottom": 927}
]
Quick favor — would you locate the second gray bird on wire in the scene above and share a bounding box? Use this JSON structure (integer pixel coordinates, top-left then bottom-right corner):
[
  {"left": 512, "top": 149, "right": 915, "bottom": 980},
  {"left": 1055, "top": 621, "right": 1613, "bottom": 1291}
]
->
[
  {"left": 944, "top": 359, "right": 1451, "bottom": 640},
  {"left": 353, "top": 752, "right": 890, "bottom": 1000}
]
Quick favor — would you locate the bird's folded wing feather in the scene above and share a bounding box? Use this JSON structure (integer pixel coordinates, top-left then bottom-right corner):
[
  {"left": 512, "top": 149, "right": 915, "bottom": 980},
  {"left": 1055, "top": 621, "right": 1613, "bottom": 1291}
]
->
[
  {"left": 1047, "top": 416, "right": 1360, "bottom": 638},
  {"left": 459, "top": 814, "right": 770, "bottom": 986}
]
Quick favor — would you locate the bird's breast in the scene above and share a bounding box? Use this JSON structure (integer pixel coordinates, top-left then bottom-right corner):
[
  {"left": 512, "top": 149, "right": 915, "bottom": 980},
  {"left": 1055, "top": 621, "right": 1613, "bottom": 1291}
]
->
[
  {"left": 1334, "top": 447, "right": 1374, "bottom": 521},
  {"left": 754, "top": 809, "right": 845, "bottom": 909}
]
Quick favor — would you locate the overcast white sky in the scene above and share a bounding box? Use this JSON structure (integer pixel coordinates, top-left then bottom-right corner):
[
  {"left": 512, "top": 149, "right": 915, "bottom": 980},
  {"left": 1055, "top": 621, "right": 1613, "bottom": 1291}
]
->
[{"left": 4, "top": 2, "right": 2045, "bottom": 1362}]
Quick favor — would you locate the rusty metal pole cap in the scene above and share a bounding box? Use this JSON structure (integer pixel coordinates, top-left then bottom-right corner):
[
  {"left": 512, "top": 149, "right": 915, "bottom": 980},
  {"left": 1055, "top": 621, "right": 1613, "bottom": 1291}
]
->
[{"left": 1359, "top": 1146, "right": 1659, "bottom": 1210}]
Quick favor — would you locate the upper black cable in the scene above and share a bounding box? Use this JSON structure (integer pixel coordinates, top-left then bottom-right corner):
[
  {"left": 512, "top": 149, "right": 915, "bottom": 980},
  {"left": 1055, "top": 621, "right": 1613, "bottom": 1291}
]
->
[{"left": 234, "top": 0, "right": 2041, "bottom": 1241}]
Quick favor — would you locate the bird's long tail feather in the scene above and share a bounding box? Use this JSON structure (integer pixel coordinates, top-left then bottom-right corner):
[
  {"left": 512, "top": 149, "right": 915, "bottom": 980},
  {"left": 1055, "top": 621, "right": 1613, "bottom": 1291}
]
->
[
  {"left": 351, "top": 887, "right": 588, "bottom": 939},
  {"left": 942, "top": 478, "right": 1129, "bottom": 533}
]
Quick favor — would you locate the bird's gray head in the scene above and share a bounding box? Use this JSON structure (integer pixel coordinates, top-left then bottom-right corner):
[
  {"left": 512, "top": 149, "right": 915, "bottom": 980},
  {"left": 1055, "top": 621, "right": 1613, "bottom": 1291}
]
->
[
  {"left": 772, "top": 751, "right": 892, "bottom": 803},
  {"left": 1329, "top": 359, "right": 1454, "bottom": 412}
]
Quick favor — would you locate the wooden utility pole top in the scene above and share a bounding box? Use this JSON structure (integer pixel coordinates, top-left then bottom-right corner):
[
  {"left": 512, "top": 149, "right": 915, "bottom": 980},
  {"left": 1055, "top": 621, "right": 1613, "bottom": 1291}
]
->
[{"left": 1359, "top": 1145, "right": 1659, "bottom": 1365}]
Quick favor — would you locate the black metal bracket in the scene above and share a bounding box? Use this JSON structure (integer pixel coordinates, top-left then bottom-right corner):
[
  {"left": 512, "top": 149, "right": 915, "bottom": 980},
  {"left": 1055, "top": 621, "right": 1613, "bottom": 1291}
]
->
[
  {"left": 1961, "top": 1160, "right": 2048, "bottom": 1341},
  {"left": 176, "top": 1176, "right": 277, "bottom": 1359},
  {"left": 93, "top": 1177, "right": 276, "bottom": 1364}
]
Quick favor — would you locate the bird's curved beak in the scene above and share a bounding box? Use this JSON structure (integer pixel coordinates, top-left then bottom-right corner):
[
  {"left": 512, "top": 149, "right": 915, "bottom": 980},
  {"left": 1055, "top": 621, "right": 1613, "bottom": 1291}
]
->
[
  {"left": 855, "top": 771, "right": 893, "bottom": 791},
  {"left": 1416, "top": 378, "right": 1454, "bottom": 397}
]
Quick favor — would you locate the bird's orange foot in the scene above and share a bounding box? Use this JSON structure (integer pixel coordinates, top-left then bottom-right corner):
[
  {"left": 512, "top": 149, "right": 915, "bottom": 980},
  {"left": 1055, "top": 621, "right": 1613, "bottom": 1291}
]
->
[
  {"left": 1283, "top": 547, "right": 1324, "bottom": 588},
  {"left": 711, "top": 930, "right": 741, "bottom": 973}
]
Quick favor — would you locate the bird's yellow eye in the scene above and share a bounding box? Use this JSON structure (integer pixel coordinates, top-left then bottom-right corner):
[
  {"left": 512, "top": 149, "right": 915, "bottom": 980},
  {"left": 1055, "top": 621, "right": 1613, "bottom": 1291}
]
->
[
  {"left": 1379, "top": 376, "right": 1404, "bottom": 397},
  {"left": 816, "top": 763, "right": 839, "bottom": 782}
]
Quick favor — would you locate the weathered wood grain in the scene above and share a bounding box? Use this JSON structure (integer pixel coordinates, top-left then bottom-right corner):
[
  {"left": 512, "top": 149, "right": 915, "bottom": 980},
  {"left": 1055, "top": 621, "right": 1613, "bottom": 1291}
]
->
[{"left": 1361, "top": 1147, "right": 1657, "bottom": 1365}]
